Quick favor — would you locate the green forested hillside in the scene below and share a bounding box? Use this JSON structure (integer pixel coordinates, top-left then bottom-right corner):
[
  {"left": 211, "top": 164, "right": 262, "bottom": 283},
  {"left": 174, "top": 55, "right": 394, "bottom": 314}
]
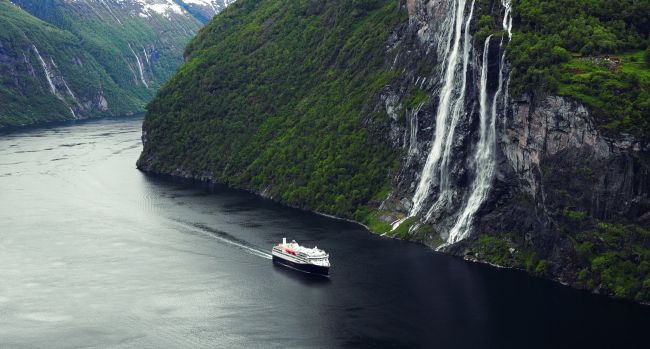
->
[
  {"left": 506, "top": 0, "right": 650, "bottom": 136},
  {"left": 0, "top": 0, "right": 202, "bottom": 127},
  {"left": 139, "top": 0, "right": 406, "bottom": 219},
  {"left": 0, "top": 0, "right": 137, "bottom": 125}
]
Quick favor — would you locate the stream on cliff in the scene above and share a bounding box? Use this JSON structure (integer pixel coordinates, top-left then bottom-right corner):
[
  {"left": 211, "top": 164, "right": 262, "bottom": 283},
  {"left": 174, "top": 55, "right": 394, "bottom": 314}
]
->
[{"left": 0, "top": 117, "right": 648, "bottom": 348}]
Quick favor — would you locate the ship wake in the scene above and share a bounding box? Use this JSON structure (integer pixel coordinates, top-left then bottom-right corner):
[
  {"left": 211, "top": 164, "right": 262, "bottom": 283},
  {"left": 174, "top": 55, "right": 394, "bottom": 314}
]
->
[{"left": 170, "top": 219, "right": 272, "bottom": 259}]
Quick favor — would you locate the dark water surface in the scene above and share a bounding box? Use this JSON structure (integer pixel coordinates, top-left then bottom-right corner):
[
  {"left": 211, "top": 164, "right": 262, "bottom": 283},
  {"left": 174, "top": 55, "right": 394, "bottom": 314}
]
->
[{"left": 0, "top": 117, "right": 648, "bottom": 348}]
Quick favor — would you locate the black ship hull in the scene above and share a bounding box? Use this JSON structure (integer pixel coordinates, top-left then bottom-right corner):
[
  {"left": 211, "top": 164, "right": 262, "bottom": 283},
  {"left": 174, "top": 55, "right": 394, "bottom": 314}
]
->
[{"left": 272, "top": 255, "right": 329, "bottom": 276}]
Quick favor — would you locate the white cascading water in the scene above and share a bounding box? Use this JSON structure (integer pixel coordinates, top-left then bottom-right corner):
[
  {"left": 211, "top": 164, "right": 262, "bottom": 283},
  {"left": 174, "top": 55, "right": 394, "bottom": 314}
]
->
[
  {"left": 32, "top": 45, "right": 57, "bottom": 95},
  {"left": 446, "top": 1, "right": 513, "bottom": 243},
  {"left": 128, "top": 43, "right": 149, "bottom": 88},
  {"left": 446, "top": 35, "right": 494, "bottom": 243},
  {"left": 402, "top": 0, "right": 514, "bottom": 243},
  {"left": 409, "top": 0, "right": 475, "bottom": 217},
  {"left": 33, "top": 45, "right": 78, "bottom": 118},
  {"left": 432, "top": 0, "right": 475, "bottom": 213},
  {"left": 142, "top": 46, "right": 152, "bottom": 69}
]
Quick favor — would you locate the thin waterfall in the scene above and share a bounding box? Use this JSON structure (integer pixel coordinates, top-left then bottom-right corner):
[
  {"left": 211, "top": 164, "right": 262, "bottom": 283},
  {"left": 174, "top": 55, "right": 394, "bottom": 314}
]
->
[
  {"left": 33, "top": 45, "right": 57, "bottom": 95},
  {"left": 502, "top": 0, "right": 513, "bottom": 40},
  {"left": 142, "top": 46, "right": 152, "bottom": 70},
  {"left": 447, "top": 2, "right": 513, "bottom": 243},
  {"left": 33, "top": 45, "right": 77, "bottom": 118},
  {"left": 410, "top": 0, "right": 474, "bottom": 217},
  {"left": 406, "top": 102, "right": 423, "bottom": 164},
  {"left": 128, "top": 43, "right": 149, "bottom": 88}
]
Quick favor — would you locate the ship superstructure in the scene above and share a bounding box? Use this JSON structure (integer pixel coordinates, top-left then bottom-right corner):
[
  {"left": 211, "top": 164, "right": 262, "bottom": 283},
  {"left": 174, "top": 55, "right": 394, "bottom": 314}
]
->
[{"left": 271, "top": 238, "right": 330, "bottom": 275}]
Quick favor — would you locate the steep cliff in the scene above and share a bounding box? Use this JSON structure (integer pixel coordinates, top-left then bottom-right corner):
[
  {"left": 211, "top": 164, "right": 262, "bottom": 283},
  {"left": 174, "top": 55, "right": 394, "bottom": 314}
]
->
[
  {"left": 139, "top": 0, "right": 650, "bottom": 302},
  {"left": 0, "top": 0, "right": 232, "bottom": 127}
]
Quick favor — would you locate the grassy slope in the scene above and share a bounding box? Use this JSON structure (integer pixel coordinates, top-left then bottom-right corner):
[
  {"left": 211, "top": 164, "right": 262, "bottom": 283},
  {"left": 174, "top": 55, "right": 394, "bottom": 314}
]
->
[
  {"left": 506, "top": 0, "right": 650, "bottom": 137},
  {"left": 557, "top": 51, "right": 650, "bottom": 135},
  {"left": 140, "top": 0, "right": 405, "bottom": 220}
]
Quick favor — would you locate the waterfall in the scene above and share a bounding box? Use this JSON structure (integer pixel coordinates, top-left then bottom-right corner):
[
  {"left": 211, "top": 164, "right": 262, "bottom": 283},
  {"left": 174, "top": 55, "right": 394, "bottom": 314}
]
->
[
  {"left": 502, "top": 0, "right": 513, "bottom": 40},
  {"left": 447, "top": 35, "right": 494, "bottom": 243},
  {"left": 128, "top": 43, "right": 149, "bottom": 88},
  {"left": 32, "top": 45, "right": 57, "bottom": 95},
  {"left": 433, "top": 0, "right": 475, "bottom": 213},
  {"left": 33, "top": 45, "right": 77, "bottom": 118},
  {"left": 447, "top": 2, "right": 514, "bottom": 243},
  {"left": 406, "top": 103, "right": 423, "bottom": 164},
  {"left": 402, "top": 0, "right": 514, "bottom": 244},
  {"left": 142, "top": 46, "right": 152, "bottom": 69},
  {"left": 410, "top": 0, "right": 475, "bottom": 217}
]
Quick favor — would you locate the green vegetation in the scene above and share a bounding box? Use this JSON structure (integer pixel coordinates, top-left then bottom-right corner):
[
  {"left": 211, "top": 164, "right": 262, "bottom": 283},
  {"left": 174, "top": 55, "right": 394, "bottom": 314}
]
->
[
  {"left": 557, "top": 51, "right": 650, "bottom": 135},
  {"left": 471, "top": 233, "right": 548, "bottom": 276},
  {"left": 572, "top": 223, "right": 650, "bottom": 301},
  {"left": 140, "top": 0, "right": 406, "bottom": 220},
  {"left": 506, "top": 0, "right": 650, "bottom": 136},
  {"left": 562, "top": 207, "right": 588, "bottom": 221}
]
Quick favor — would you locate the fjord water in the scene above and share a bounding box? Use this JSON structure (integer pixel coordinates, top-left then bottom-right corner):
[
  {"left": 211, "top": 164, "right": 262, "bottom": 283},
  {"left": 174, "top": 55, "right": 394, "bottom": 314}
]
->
[{"left": 0, "top": 117, "right": 647, "bottom": 348}]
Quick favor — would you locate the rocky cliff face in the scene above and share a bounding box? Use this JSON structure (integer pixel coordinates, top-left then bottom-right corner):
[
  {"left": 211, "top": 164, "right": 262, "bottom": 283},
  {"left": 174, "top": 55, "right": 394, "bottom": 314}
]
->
[
  {"left": 369, "top": 0, "right": 649, "bottom": 300},
  {"left": 368, "top": 0, "right": 649, "bottom": 239}
]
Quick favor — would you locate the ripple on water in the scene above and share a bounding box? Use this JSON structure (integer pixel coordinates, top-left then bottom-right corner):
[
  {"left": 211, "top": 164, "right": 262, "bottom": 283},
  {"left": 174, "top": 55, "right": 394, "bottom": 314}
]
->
[{"left": 19, "top": 312, "right": 72, "bottom": 323}]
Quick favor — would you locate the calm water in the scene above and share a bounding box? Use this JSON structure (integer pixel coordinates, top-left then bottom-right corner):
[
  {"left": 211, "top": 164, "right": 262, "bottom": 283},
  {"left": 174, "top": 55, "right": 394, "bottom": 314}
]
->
[{"left": 0, "top": 117, "right": 648, "bottom": 348}]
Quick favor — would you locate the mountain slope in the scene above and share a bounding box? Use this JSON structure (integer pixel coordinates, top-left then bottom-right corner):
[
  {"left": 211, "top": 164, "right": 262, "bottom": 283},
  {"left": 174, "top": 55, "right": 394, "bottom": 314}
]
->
[
  {"left": 0, "top": 0, "right": 231, "bottom": 127},
  {"left": 139, "top": 0, "right": 650, "bottom": 302},
  {"left": 139, "top": 0, "right": 404, "bottom": 218}
]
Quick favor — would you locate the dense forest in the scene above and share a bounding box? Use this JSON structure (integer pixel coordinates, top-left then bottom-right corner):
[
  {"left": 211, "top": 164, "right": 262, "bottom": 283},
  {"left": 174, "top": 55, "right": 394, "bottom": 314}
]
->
[{"left": 140, "top": 0, "right": 405, "bottom": 219}]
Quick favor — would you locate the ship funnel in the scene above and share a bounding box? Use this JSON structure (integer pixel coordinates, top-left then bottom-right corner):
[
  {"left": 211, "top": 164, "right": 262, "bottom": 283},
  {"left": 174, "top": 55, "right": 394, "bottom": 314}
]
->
[{"left": 282, "top": 237, "right": 286, "bottom": 245}]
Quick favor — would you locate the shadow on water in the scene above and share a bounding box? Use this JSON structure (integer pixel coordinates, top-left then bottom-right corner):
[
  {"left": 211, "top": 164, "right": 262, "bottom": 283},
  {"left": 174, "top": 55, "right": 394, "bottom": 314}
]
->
[{"left": 271, "top": 263, "right": 332, "bottom": 286}]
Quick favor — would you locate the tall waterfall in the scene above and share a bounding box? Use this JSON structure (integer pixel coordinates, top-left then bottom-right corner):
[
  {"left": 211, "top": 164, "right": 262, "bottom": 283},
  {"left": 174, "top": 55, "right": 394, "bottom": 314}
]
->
[
  {"left": 129, "top": 43, "right": 149, "bottom": 88},
  {"left": 410, "top": 0, "right": 475, "bottom": 217},
  {"left": 405, "top": 0, "right": 513, "bottom": 244},
  {"left": 447, "top": 35, "right": 495, "bottom": 243},
  {"left": 32, "top": 45, "right": 78, "bottom": 118},
  {"left": 33, "top": 45, "right": 57, "bottom": 95}
]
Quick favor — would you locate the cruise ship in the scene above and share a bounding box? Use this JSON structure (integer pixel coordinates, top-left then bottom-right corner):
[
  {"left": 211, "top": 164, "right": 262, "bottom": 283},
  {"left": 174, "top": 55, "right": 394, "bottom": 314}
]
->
[{"left": 272, "top": 238, "right": 330, "bottom": 276}]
